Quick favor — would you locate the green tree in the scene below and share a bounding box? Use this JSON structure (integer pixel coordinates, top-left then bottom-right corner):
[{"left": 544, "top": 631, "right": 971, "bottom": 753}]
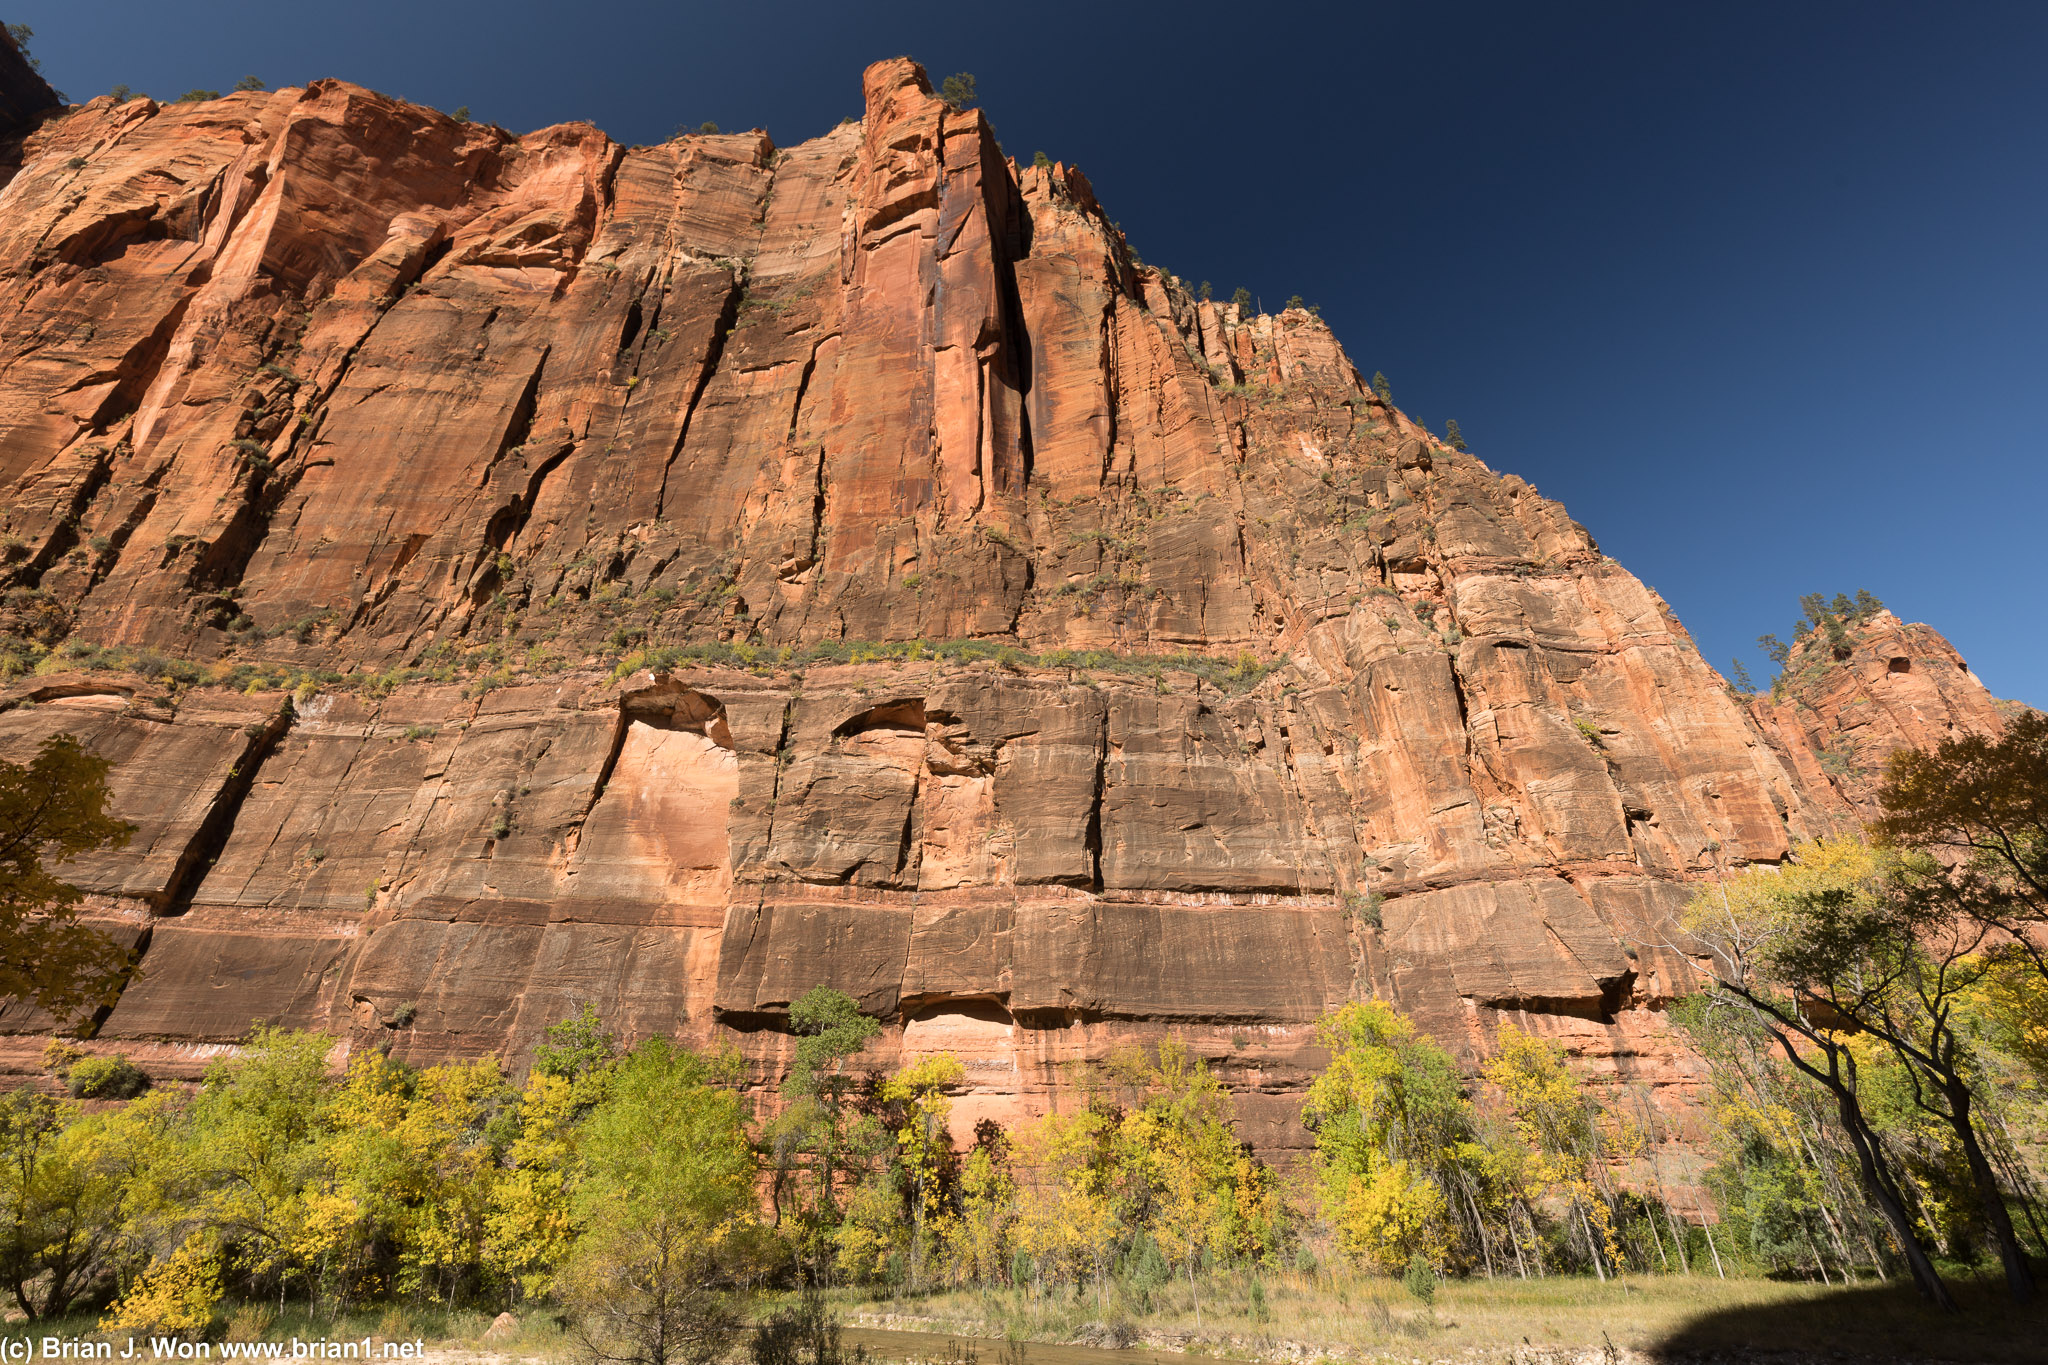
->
[
  {"left": 1673, "top": 991, "right": 1881, "bottom": 1279},
  {"left": 1444, "top": 418, "right": 1468, "bottom": 451},
  {"left": 941, "top": 1121, "right": 1014, "bottom": 1286},
  {"left": 556, "top": 1039, "right": 765, "bottom": 1365},
  {"left": 451, "top": 105, "right": 471, "bottom": 124},
  {"left": 0, "top": 1092, "right": 124, "bottom": 1318},
  {"left": 1302, "top": 1002, "right": 1464, "bottom": 1273},
  {"left": 0, "top": 734, "right": 135, "bottom": 1023},
  {"left": 1683, "top": 845, "right": 1959, "bottom": 1309},
  {"left": 1484, "top": 1027, "right": 1629, "bottom": 1280},
  {"left": 178, "top": 90, "right": 221, "bottom": 103},
  {"left": 233, "top": 75, "right": 266, "bottom": 92},
  {"left": 179, "top": 1027, "right": 336, "bottom": 1304},
  {"left": 1031, "top": 150, "right": 1051, "bottom": 169},
  {"left": 1114, "top": 1040, "right": 1243, "bottom": 1323},
  {"left": 1372, "top": 372, "right": 1392, "bottom": 404},
  {"left": 534, "top": 1002, "right": 620, "bottom": 1082},
  {"left": 768, "top": 987, "right": 879, "bottom": 1276},
  {"left": 880, "top": 1054, "right": 964, "bottom": 1287},
  {"left": 321, "top": 1051, "right": 509, "bottom": 1303},
  {"left": 939, "top": 73, "right": 977, "bottom": 110},
  {"left": 1722, "top": 836, "right": 2035, "bottom": 1302},
  {"left": 1877, "top": 711, "right": 2048, "bottom": 982},
  {"left": 1197, "top": 281, "right": 1212, "bottom": 300},
  {"left": 1728, "top": 658, "right": 1756, "bottom": 695},
  {"left": 4, "top": 23, "right": 38, "bottom": 73},
  {"left": 1229, "top": 287, "right": 1251, "bottom": 312}
]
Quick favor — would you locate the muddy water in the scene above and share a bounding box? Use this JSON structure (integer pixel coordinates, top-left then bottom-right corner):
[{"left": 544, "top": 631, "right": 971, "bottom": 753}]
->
[{"left": 841, "top": 1327, "right": 1187, "bottom": 1365}]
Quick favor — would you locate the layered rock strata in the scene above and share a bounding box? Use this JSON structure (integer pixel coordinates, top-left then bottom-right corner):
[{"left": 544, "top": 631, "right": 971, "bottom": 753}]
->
[
  {"left": 0, "top": 60, "right": 2009, "bottom": 1154},
  {"left": 1747, "top": 611, "right": 2014, "bottom": 827}
]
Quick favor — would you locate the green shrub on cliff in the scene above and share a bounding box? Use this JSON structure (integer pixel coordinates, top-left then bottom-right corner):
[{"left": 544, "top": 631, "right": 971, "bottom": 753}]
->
[{"left": 939, "top": 72, "right": 977, "bottom": 110}]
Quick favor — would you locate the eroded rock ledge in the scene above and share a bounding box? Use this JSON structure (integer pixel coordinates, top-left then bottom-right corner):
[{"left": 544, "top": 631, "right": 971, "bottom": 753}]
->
[{"left": 0, "top": 60, "right": 2010, "bottom": 1154}]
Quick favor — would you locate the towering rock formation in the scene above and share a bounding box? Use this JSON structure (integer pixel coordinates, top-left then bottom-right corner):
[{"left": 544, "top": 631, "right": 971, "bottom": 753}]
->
[
  {"left": 1748, "top": 610, "right": 2013, "bottom": 828},
  {"left": 0, "top": 61, "right": 2012, "bottom": 1150}
]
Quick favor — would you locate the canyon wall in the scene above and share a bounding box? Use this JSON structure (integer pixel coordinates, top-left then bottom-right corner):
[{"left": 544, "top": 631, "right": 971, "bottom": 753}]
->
[{"left": 0, "top": 60, "right": 2012, "bottom": 1155}]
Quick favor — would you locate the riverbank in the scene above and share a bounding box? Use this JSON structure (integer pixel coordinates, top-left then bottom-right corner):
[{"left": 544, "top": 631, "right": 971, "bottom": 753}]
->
[
  {"left": 832, "top": 1268, "right": 2048, "bottom": 1363},
  {"left": 9, "top": 1271, "right": 2044, "bottom": 1365}
]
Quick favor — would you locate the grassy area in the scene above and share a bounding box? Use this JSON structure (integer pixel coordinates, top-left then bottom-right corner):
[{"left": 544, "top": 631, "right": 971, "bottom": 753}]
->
[
  {"left": 0, "top": 1304, "right": 568, "bottom": 1360},
  {"left": 9, "top": 1272, "right": 2042, "bottom": 1365},
  {"left": 831, "top": 1265, "right": 2048, "bottom": 1363}
]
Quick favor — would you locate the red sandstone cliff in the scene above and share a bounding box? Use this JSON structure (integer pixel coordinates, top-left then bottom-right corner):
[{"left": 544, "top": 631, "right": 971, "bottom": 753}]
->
[
  {"left": 0, "top": 61, "right": 2011, "bottom": 1155},
  {"left": 1748, "top": 610, "right": 2016, "bottom": 827}
]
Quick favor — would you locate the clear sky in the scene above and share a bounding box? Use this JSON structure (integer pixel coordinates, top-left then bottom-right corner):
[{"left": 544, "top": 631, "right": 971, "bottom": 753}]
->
[{"left": 13, "top": 1, "right": 2045, "bottom": 704}]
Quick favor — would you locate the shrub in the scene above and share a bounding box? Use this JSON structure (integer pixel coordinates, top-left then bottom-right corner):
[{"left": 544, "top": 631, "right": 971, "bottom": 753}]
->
[
  {"left": 1343, "top": 890, "right": 1383, "bottom": 930},
  {"left": 223, "top": 1304, "right": 275, "bottom": 1343},
  {"left": 232, "top": 75, "right": 265, "bottom": 92},
  {"left": 1031, "top": 150, "right": 1050, "bottom": 169},
  {"left": 1403, "top": 1252, "right": 1437, "bottom": 1304},
  {"left": 177, "top": 89, "right": 221, "bottom": 103},
  {"left": 451, "top": 105, "right": 470, "bottom": 123},
  {"left": 103, "top": 1235, "right": 221, "bottom": 1333},
  {"left": 66, "top": 1054, "right": 149, "bottom": 1099}
]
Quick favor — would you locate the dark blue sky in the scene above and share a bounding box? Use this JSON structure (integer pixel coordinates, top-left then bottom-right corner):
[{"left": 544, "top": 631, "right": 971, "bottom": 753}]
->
[{"left": 16, "top": 1, "right": 2046, "bottom": 703}]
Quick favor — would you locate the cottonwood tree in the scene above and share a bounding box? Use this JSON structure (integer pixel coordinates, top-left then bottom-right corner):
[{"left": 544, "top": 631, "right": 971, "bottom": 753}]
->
[
  {"left": 1736, "top": 838, "right": 2034, "bottom": 1301},
  {"left": 0, "top": 1091, "right": 125, "bottom": 1318},
  {"left": 764, "top": 987, "right": 879, "bottom": 1278},
  {"left": 1877, "top": 711, "right": 2048, "bottom": 981},
  {"left": 556, "top": 1039, "right": 766, "bottom": 1365},
  {"left": 1683, "top": 841, "right": 1963, "bottom": 1310}
]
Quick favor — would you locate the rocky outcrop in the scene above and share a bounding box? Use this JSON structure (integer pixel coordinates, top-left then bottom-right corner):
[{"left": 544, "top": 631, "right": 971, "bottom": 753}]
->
[
  {"left": 0, "top": 28, "right": 59, "bottom": 146},
  {"left": 0, "top": 61, "right": 2008, "bottom": 1153},
  {"left": 1747, "top": 610, "right": 2016, "bottom": 827}
]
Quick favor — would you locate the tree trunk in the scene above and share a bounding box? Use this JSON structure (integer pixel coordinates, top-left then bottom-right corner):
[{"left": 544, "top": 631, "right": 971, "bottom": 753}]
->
[
  {"left": 1943, "top": 1076, "right": 2035, "bottom": 1303},
  {"left": 1699, "top": 1204, "right": 1725, "bottom": 1279},
  {"left": 1576, "top": 1202, "right": 1607, "bottom": 1282},
  {"left": 1833, "top": 1083, "right": 1956, "bottom": 1311}
]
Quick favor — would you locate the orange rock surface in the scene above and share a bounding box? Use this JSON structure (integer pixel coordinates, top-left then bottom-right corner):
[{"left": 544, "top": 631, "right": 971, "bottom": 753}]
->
[
  {"left": 1747, "top": 610, "right": 2015, "bottom": 827},
  {"left": 0, "top": 60, "right": 2011, "bottom": 1154}
]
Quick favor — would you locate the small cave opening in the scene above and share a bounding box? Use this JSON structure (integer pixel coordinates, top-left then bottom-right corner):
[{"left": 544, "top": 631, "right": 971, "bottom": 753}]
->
[
  {"left": 833, "top": 697, "right": 927, "bottom": 739},
  {"left": 621, "top": 679, "right": 733, "bottom": 748}
]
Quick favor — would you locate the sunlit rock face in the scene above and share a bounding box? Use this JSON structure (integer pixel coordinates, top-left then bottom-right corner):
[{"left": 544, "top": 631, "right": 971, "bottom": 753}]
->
[{"left": 0, "top": 58, "right": 2006, "bottom": 1157}]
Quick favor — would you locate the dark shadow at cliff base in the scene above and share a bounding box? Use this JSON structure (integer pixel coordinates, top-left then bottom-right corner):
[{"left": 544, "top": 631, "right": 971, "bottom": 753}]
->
[{"left": 1649, "top": 1274, "right": 2048, "bottom": 1363}]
